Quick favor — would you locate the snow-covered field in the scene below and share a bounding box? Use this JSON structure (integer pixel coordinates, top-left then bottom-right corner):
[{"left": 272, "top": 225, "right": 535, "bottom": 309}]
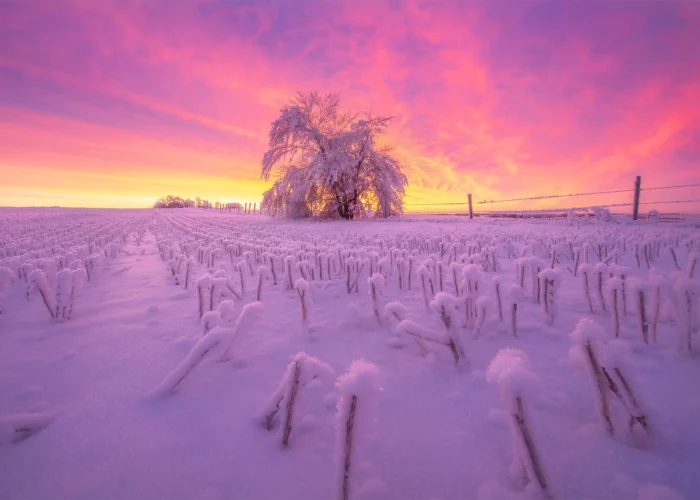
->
[{"left": 1, "top": 208, "right": 699, "bottom": 500}]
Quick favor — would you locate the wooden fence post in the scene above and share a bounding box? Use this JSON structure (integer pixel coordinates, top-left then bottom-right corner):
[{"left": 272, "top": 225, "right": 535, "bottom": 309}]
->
[
  {"left": 468, "top": 194, "right": 473, "bottom": 220},
  {"left": 632, "top": 176, "right": 641, "bottom": 221}
]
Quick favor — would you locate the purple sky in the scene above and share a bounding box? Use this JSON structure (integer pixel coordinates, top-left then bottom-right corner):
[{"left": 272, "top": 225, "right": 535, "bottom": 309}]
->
[{"left": 1, "top": 0, "right": 699, "bottom": 210}]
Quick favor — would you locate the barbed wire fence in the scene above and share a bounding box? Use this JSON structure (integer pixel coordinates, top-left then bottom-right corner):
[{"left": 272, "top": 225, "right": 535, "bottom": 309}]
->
[{"left": 404, "top": 177, "right": 700, "bottom": 221}]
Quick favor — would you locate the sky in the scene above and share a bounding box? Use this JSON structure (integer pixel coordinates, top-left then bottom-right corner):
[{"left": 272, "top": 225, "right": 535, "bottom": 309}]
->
[{"left": 1, "top": 0, "right": 699, "bottom": 213}]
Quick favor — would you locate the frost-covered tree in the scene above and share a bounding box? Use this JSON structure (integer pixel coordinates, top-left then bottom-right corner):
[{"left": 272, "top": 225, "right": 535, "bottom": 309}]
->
[{"left": 260, "top": 92, "right": 408, "bottom": 220}]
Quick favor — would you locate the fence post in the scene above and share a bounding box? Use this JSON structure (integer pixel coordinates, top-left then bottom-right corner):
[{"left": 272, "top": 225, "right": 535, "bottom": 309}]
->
[
  {"left": 632, "top": 176, "right": 641, "bottom": 221},
  {"left": 468, "top": 194, "right": 473, "bottom": 220},
  {"left": 253, "top": 203, "right": 257, "bottom": 215}
]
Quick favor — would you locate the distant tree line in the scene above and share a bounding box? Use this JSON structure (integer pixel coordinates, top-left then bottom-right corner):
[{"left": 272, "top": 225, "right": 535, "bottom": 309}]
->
[
  {"left": 154, "top": 195, "right": 195, "bottom": 208},
  {"left": 154, "top": 195, "right": 241, "bottom": 211}
]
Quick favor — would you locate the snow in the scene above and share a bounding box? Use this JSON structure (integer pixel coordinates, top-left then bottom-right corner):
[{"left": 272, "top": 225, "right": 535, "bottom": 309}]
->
[
  {"left": 219, "top": 301, "right": 264, "bottom": 361},
  {"left": 55, "top": 268, "right": 73, "bottom": 319},
  {"left": 27, "top": 268, "right": 56, "bottom": 319},
  {"left": 260, "top": 351, "right": 336, "bottom": 446},
  {"left": 395, "top": 319, "right": 445, "bottom": 344},
  {"left": 367, "top": 272, "right": 385, "bottom": 290},
  {"left": 336, "top": 359, "right": 380, "bottom": 399},
  {"left": 0, "top": 266, "right": 14, "bottom": 313},
  {"left": 486, "top": 348, "right": 538, "bottom": 411},
  {"left": 629, "top": 276, "right": 651, "bottom": 294},
  {"left": 485, "top": 349, "right": 545, "bottom": 491},
  {"left": 0, "top": 412, "right": 55, "bottom": 445},
  {"left": 200, "top": 310, "right": 222, "bottom": 336},
  {"left": 1, "top": 208, "right": 699, "bottom": 499},
  {"left": 570, "top": 317, "right": 607, "bottom": 344},
  {"left": 335, "top": 359, "right": 382, "bottom": 500},
  {"left": 150, "top": 326, "right": 227, "bottom": 397},
  {"left": 607, "top": 276, "right": 624, "bottom": 293},
  {"left": 637, "top": 483, "right": 684, "bottom": 500},
  {"left": 294, "top": 277, "right": 310, "bottom": 293},
  {"left": 600, "top": 338, "right": 632, "bottom": 369},
  {"left": 384, "top": 301, "right": 408, "bottom": 327},
  {"left": 687, "top": 251, "right": 699, "bottom": 278}
]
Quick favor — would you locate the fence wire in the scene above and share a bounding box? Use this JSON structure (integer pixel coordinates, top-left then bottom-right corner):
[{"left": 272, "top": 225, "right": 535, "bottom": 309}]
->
[{"left": 404, "top": 180, "right": 700, "bottom": 216}]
